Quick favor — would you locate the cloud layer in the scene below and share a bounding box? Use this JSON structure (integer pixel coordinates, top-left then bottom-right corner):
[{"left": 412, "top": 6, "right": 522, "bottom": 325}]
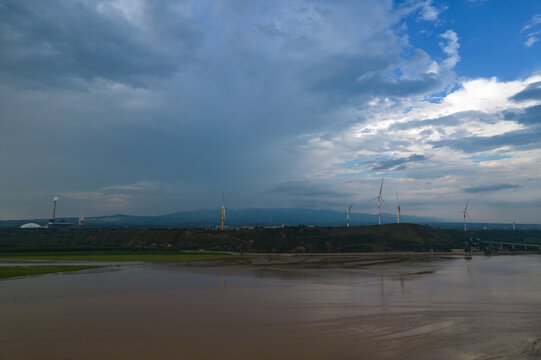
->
[
  {"left": 522, "top": 14, "right": 541, "bottom": 48},
  {"left": 1, "top": 0, "right": 540, "bottom": 223}
]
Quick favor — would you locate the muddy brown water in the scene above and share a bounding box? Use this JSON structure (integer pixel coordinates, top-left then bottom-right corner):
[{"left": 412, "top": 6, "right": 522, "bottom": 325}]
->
[{"left": 1, "top": 255, "right": 540, "bottom": 359}]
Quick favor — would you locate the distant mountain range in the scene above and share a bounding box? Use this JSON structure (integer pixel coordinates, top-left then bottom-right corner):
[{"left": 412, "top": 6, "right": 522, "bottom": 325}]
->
[
  {"left": 86, "top": 208, "right": 442, "bottom": 228},
  {"left": 1, "top": 208, "right": 539, "bottom": 230}
]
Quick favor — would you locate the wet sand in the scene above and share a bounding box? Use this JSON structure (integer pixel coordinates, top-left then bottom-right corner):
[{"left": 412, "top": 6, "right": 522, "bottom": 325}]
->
[{"left": 1, "top": 255, "right": 540, "bottom": 359}]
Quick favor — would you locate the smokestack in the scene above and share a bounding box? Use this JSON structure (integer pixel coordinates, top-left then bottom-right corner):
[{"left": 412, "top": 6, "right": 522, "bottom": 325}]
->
[{"left": 52, "top": 196, "right": 59, "bottom": 221}]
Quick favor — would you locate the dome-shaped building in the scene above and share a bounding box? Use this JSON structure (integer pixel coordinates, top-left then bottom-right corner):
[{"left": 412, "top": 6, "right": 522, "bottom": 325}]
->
[{"left": 20, "top": 223, "right": 42, "bottom": 229}]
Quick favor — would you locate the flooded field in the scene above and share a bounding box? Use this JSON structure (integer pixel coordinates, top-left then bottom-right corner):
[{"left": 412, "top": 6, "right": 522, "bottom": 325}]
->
[{"left": 1, "top": 255, "right": 540, "bottom": 359}]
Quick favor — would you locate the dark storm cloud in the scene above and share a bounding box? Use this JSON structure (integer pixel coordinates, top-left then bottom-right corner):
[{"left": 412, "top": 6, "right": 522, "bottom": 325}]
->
[
  {"left": 0, "top": 0, "right": 470, "bottom": 219},
  {"left": 310, "top": 54, "right": 395, "bottom": 95},
  {"left": 510, "top": 81, "right": 541, "bottom": 102},
  {"left": 0, "top": 0, "right": 202, "bottom": 86},
  {"left": 425, "top": 104, "right": 541, "bottom": 152},
  {"left": 464, "top": 184, "right": 520, "bottom": 194},
  {"left": 271, "top": 181, "right": 339, "bottom": 197},
  {"left": 393, "top": 110, "right": 500, "bottom": 132},
  {"left": 369, "top": 154, "right": 428, "bottom": 171},
  {"left": 393, "top": 112, "right": 465, "bottom": 130},
  {"left": 430, "top": 127, "right": 541, "bottom": 153},
  {"left": 309, "top": 55, "right": 444, "bottom": 99},
  {"left": 364, "top": 73, "right": 443, "bottom": 97},
  {"left": 513, "top": 105, "right": 541, "bottom": 125}
]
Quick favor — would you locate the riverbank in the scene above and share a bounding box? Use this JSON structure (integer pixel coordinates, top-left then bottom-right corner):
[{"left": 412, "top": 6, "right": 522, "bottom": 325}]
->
[
  {"left": 0, "top": 223, "right": 469, "bottom": 253},
  {"left": 0, "top": 265, "right": 102, "bottom": 279},
  {"left": 2, "top": 224, "right": 540, "bottom": 256},
  {"left": 1, "top": 249, "right": 539, "bottom": 266},
  {"left": 0, "top": 251, "right": 233, "bottom": 263}
]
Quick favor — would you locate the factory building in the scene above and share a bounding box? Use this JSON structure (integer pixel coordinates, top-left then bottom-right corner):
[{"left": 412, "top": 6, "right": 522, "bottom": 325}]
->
[{"left": 47, "top": 221, "right": 74, "bottom": 229}]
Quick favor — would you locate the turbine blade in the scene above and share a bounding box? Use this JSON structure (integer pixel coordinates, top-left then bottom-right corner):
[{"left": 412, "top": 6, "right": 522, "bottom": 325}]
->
[
  {"left": 379, "top": 178, "right": 384, "bottom": 196},
  {"left": 464, "top": 200, "right": 469, "bottom": 212}
]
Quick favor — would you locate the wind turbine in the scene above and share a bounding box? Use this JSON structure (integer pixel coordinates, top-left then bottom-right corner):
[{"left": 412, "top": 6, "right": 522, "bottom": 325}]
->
[
  {"left": 371, "top": 178, "right": 384, "bottom": 225},
  {"left": 396, "top": 192, "right": 401, "bottom": 224},
  {"left": 463, "top": 201, "right": 470, "bottom": 232},
  {"left": 221, "top": 192, "right": 227, "bottom": 230},
  {"left": 346, "top": 203, "right": 353, "bottom": 227}
]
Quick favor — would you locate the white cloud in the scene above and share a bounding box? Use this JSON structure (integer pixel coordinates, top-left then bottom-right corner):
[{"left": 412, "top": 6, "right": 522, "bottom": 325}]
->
[
  {"left": 290, "top": 74, "right": 541, "bottom": 221},
  {"left": 521, "top": 14, "right": 541, "bottom": 48},
  {"left": 103, "top": 181, "right": 158, "bottom": 192},
  {"left": 433, "top": 76, "right": 538, "bottom": 114},
  {"left": 439, "top": 30, "right": 460, "bottom": 68},
  {"left": 419, "top": 0, "right": 441, "bottom": 21},
  {"left": 521, "top": 14, "right": 541, "bottom": 32},
  {"left": 524, "top": 30, "right": 541, "bottom": 48}
]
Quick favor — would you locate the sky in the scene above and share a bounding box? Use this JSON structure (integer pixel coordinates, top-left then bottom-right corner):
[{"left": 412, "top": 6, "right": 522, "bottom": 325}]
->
[{"left": 1, "top": 0, "right": 541, "bottom": 223}]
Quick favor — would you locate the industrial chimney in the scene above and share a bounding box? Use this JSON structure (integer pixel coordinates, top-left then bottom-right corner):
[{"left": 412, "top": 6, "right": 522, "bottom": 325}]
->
[{"left": 51, "top": 196, "right": 59, "bottom": 222}]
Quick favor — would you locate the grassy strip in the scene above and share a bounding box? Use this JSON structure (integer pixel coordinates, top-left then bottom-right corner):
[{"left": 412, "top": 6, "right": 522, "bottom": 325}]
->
[
  {"left": 0, "top": 251, "right": 233, "bottom": 262},
  {"left": 0, "top": 265, "right": 100, "bottom": 279}
]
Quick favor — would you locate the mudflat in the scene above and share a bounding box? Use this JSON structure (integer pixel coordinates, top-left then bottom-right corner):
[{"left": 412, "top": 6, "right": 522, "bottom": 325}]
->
[{"left": 0, "top": 255, "right": 540, "bottom": 359}]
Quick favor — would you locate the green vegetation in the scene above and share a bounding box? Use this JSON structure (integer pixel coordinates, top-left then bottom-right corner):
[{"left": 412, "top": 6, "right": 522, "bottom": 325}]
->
[
  {"left": 0, "top": 265, "right": 100, "bottom": 279},
  {"left": 0, "top": 224, "right": 455, "bottom": 253},
  {"left": 442, "top": 229, "right": 541, "bottom": 246},
  {"left": 1, "top": 224, "right": 540, "bottom": 254},
  {"left": 0, "top": 251, "right": 232, "bottom": 262}
]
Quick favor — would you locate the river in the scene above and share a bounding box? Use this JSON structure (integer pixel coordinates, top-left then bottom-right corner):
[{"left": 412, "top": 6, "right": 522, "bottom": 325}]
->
[{"left": 1, "top": 255, "right": 540, "bottom": 359}]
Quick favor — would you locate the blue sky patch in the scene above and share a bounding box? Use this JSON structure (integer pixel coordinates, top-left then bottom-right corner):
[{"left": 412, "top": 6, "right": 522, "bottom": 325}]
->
[{"left": 465, "top": 154, "right": 512, "bottom": 163}]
